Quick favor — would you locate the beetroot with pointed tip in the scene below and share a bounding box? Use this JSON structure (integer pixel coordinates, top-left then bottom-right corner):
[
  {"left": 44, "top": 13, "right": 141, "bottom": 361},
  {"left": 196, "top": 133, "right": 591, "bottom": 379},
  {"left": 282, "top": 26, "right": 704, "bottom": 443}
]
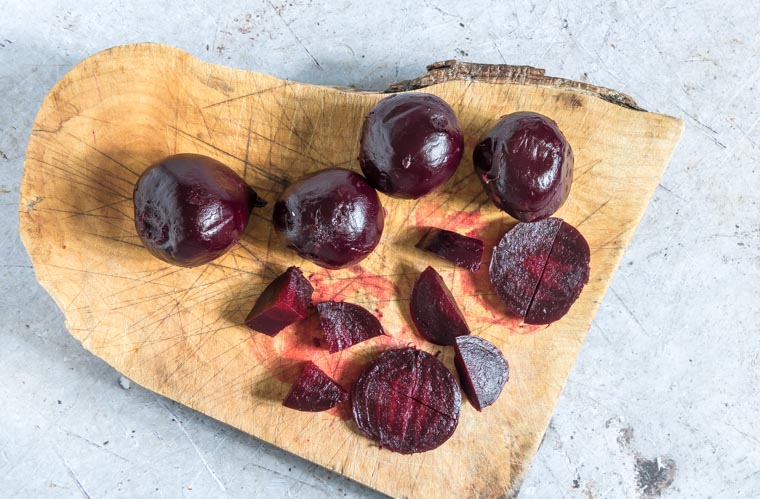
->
[
  {"left": 272, "top": 168, "right": 385, "bottom": 269},
  {"left": 410, "top": 266, "right": 470, "bottom": 346},
  {"left": 283, "top": 362, "right": 348, "bottom": 412},
  {"left": 352, "top": 347, "right": 461, "bottom": 454},
  {"left": 315, "top": 301, "right": 384, "bottom": 353},
  {"left": 454, "top": 336, "right": 509, "bottom": 411},
  {"left": 416, "top": 228, "right": 484, "bottom": 272},
  {"left": 245, "top": 267, "right": 313, "bottom": 336}
]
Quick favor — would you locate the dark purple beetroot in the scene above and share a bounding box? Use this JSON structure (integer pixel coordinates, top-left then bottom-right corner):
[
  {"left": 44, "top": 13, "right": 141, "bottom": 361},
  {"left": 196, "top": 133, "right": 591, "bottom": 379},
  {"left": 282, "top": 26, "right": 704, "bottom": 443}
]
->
[
  {"left": 454, "top": 336, "right": 509, "bottom": 411},
  {"left": 410, "top": 266, "right": 470, "bottom": 346},
  {"left": 272, "top": 168, "right": 385, "bottom": 269},
  {"left": 359, "top": 93, "right": 464, "bottom": 199},
  {"left": 525, "top": 221, "right": 590, "bottom": 324},
  {"left": 351, "top": 348, "right": 460, "bottom": 454},
  {"left": 133, "top": 153, "right": 266, "bottom": 267},
  {"left": 315, "top": 301, "right": 384, "bottom": 353},
  {"left": 245, "top": 267, "right": 313, "bottom": 336},
  {"left": 416, "top": 228, "right": 484, "bottom": 272},
  {"left": 283, "top": 362, "right": 348, "bottom": 411},
  {"left": 473, "top": 112, "right": 573, "bottom": 222}
]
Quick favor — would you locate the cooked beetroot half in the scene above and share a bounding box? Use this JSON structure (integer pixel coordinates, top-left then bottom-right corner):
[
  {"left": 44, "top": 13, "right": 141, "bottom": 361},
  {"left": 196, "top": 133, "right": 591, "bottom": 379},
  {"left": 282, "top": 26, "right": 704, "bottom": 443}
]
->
[
  {"left": 410, "top": 266, "right": 470, "bottom": 345},
  {"left": 473, "top": 112, "right": 573, "bottom": 222},
  {"left": 489, "top": 218, "right": 590, "bottom": 324},
  {"left": 315, "top": 301, "right": 384, "bottom": 353},
  {"left": 283, "top": 362, "right": 348, "bottom": 412},
  {"left": 352, "top": 348, "right": 461, "bottom": 454},
  {"left": 133, "top": 153, "right": 266, "bottom": 267},
  {"left": 524, "top": 221, "right": 590, "bottom": 324},
  {"left": 245, "top": 267, "right": 313, "bottom": 336},
  {"left": 272, "top": 168, "right": 385, "bottom": 269},
  {"left": 454, "top": 336, "right": 509, "bottom": 411},
  {"left": 359, "top": 93, "right": 464, "bottom": 199},
  {"left": 416, "top": 228, "right": 484, "bottom": 272}
]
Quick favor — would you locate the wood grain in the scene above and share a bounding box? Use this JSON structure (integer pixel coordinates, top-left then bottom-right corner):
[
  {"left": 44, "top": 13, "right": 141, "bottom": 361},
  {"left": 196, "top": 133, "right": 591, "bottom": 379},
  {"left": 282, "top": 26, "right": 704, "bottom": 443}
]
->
[{"left": 18, "top": 43, "right": 682, "bottom": 498}]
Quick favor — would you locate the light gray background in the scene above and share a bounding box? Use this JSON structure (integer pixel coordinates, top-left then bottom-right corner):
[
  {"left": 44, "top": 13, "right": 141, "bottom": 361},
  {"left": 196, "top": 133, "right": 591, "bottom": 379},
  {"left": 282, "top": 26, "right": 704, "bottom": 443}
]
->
[{"left": 1, "top": 1, "right": 758, "bottom": 497}]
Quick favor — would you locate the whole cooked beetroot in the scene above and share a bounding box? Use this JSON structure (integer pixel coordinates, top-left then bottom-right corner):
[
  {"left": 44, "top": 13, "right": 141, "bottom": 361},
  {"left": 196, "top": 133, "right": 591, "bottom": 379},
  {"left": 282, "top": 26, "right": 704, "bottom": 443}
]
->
[
  {"left": 454, "top": 336, "right": 509, "bottom": 411},
  {"left": 359, "top": 93, "right": 464, "bottom": 199},
  {"left": 283, "top": 362, "right": 348, "bottom": 412},
  {"left": 315, "top": 301, "right": 384, "bottom": 353},
  {"left": 410, "top": 266, "right": 470, "bottom": 346},
  {"left": 473, "top": 112, "right": 573, "bottom": 222},
  {"left": 245, "top": 266, "right": 313, "bottom": 336},
  {"left": 133, "top": 153, "right": 266, "bottom": 267},
  {"left": 272, "top": 168, "right": 385, "bottom": 269}
]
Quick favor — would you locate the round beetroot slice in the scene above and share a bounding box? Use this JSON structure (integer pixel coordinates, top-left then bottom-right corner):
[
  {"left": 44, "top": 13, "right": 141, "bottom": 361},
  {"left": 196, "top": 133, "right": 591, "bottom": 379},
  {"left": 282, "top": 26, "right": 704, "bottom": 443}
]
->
[
  {"left": 410, "top": 266, "right": 470, "bottom": 346},
  {"left": 454, "top": 336, "right": 509, "bottom": 411},
  {"left": 315, "top": 301, "right": 384, "bottom": 353},
  {"left": 489, "top": 218, "right": 562, "bottom": 318},
  {"left": 283, "top": 362, "right": 348, "bottom": 412},
  {"left": 524, "top": 221, "right": 590, "bottom": 325},
  {"left": 351, "top": 348, "right": 461, "bottom": 454}
]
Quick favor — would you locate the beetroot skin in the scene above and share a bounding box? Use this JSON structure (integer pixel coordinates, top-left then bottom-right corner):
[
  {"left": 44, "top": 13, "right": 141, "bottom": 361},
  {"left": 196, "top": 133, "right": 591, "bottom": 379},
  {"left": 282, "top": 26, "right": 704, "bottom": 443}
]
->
[
  {"left": 245, "top": 267, "right": 314, "bottom": 336},
  {"left": 315, "top": 301, "right": 384, "bottom": 353},
  {"left": 352, "top": 348, "right": 461, "bottom": 454},
  {"left": 410, "top": 266, "right": 471, "bottom": 346},
  {"left": 416, "top": 228, "right": 484, "bottom": 272},
  {"left": 283, "top": 362, "right": 348, "bottom": 412},
  {"left": 454, "top": 336, "right": 509, "bottom": 411},
  {"left": 489, "top": 218, "right": 590, "bottom": 325}
]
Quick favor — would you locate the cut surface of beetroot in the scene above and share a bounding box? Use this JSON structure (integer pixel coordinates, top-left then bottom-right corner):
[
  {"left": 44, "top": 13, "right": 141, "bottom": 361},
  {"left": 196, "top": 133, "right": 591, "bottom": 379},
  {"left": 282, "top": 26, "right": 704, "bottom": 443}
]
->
[
  {"left": 245, "top": 267, "right": 313, "bottom": 336},
  {"left": 352, "top": 348, "right": 461, "bottom": 454},
  {"left": 315, "top": 301, "right": 384, "bottom": 353},
  {"left": 283, "top": 362, "right": 348, "bottom": 412},
  {"left": 525, "top": 221, "right": 590, "bottom": 324},
  {"left": 454, "top": 336, "right": 509, "bottom": 411},
  {"left": 410, "top": 266, "right": 470, "bottom": 346},
  {"left": 416, "top": 228, "right": 484, "bottom": 272}
]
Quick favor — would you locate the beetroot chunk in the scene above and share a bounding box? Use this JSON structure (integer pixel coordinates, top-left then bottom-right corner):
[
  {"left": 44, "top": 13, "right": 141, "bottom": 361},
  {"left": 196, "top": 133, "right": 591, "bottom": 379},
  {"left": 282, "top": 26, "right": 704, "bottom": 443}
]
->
[
  {"left": 410, "top": 266, "right": 470, "bottom": 346},
  {"left": 416, "top": 228, "right": 484, "bottom": 272},
  {"left": 525, "top": 221, "right": 590, "bottom": 324},
  {"left": 315, "top": 301, "right": 384, "bottom": 353},
  {"left": 245, "top": 267, "right": 313, "bottom": 336},
  {"left": 283, "top": 362, "right": 348, "bottom": 412},
  {"left": 352, "top": 348, "right": 461, "bottom": 454},
  {"left": 454, "top": 336, "right": 509, "bottom": 411}
]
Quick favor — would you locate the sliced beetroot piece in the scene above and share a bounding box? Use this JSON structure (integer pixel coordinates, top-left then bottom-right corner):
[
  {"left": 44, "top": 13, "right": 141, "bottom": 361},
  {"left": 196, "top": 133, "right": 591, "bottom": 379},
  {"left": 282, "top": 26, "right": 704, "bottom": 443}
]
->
[
  {"left": 488, "top": 218, "right": 562, "bottom": 319},
  {"left": 524, "top": 221, "right": 590, "bottom": 325},
  {"left": 454, "top": 336, "right": 509, "bottom": 411},
  {"left": 410, "top": 266, "right": 470, "bottom": 346},
  {"left": 245, "top": 267, "right": 314, "bottom": 336},
  {"left": 416, "top": 228, "right": 484, "bottom": 272},
  {"left": 283, "top": 362, "right": 348, "bottom": 412},
  {"left": 315, "top": 301, "right": 384, "bottom": 353},
  {"left": 352, "top": 348, "right": 461, "bottom": 454}
]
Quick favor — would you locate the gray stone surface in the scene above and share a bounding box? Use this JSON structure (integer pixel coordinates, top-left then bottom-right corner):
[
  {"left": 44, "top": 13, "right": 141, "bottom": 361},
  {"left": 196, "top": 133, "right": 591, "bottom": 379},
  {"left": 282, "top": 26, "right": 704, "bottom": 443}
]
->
[{"left": 1, "top": 0, "right": 758, "bottom": 497}]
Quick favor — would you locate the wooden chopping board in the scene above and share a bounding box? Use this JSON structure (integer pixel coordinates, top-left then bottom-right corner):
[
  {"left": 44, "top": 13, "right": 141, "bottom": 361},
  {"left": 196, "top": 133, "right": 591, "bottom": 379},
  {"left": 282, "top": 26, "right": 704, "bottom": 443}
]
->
[{"left": 18, "top": 43, "right": 682, "bottom": 498}]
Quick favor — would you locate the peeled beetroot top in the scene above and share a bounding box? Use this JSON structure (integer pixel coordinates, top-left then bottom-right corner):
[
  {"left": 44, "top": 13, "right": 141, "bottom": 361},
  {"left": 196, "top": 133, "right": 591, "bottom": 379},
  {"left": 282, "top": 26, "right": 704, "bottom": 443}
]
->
[
  {"left": 416, "top": 228, "right": 484, "bottom": 272},
  {"left": 454, "top": 336, "right": 509, "bottom": 411},
  {"left": 245, "top": 266, "right": 314, "bottom": 336},
  {"left": 315, "top": 301, "right": 384, "bottom": 353},
  {"left": 352, "top": 347, "right": 461, "bottom": 454},
  {"left": 283, "top": 362, "right": 348, "bottom": 412},
  {"left": 410, "top": 266, "right": 470, "bottom": 346}
]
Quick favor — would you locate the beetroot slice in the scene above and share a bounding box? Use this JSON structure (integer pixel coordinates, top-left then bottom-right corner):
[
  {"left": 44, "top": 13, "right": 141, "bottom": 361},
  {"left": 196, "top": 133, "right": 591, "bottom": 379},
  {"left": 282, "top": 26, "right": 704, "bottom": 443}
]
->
[
  {"left": 283, "top": 362, "right": 348, "bottom": 412},
  {"left": 488, "top": 218, "right": 562, "bottom": 319},
  {"left": 245, "top": 267, "right": 313, "bottom": 336},
  {"left": 315, "top": 301, "right": 384, "bottom": 353},
  {"left": 410, "top": 266, "right": 470, "bottom": 346},
  {"left": 525, "top": 221, "right": 590, "bottom": 324},
  {"left": 416, "top": 228, "right": 484, "bottom": 272},
  {"left": 454, "top": 336, "right": 509, "bottom": 411},
  {"left": 351, "top": 348, "right": 461, "bottom": 454}
]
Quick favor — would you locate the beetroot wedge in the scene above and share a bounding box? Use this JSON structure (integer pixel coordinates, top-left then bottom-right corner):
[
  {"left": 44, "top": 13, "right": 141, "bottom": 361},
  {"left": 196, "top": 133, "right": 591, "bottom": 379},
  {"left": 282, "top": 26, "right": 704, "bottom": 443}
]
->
[
  {"left": 454, "top": 336, "right": 509, "bottom": 411},
  {"left": 283, "top": 362, "right": 348, "bottom": 412},
  {"left": 416, "top": 228, "right": 484, "bottom": 272},
  {"left": 315, "top": 301, "right": 384, "bottom": 353},
  {"left": 245, "top": 267, "right": 313, "bottom": 336},
  {"left": 410, "top": 266, "right": 470, "bottom": 345},
  {"left": 352, "top": 348, "right": 460, "bottom": 454}
]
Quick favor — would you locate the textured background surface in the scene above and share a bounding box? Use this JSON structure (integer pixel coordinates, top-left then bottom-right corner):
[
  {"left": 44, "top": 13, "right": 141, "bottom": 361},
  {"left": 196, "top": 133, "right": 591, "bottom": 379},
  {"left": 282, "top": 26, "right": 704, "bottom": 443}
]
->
[{"left": 1, "top": 1, "right": 758, "bottom": 497}]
